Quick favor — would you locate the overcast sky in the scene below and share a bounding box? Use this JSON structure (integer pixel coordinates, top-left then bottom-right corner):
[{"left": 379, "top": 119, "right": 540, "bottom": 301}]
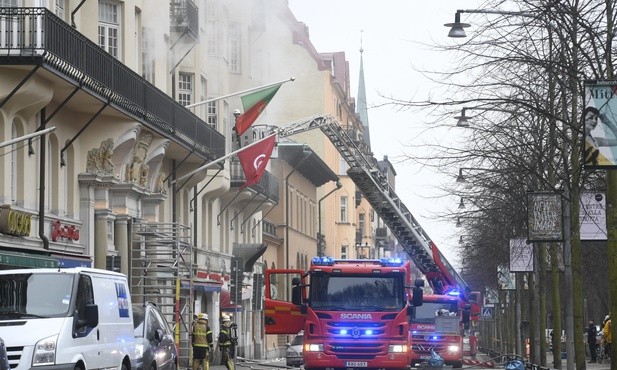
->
[{"left": 287, "top": 1, "right": 485, "bottom": 267}]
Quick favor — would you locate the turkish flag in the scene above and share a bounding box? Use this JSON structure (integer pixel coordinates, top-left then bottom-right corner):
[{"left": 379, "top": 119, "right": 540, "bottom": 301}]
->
[{"left": 237, "top": 134, "right": 277, "bottom": 188}]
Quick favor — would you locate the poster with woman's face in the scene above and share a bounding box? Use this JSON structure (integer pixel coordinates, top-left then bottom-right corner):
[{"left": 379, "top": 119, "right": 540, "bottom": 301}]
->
[{"left": 584, "top": 81, "right": 617, "bottom": 168}]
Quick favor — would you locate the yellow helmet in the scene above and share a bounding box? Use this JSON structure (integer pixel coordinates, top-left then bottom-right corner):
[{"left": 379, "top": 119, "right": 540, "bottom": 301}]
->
[{"left": 197, "top": 313, "right": 208, "bottom": 320}]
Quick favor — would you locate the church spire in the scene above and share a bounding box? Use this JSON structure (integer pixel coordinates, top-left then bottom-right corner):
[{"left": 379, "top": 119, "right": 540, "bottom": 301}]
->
[{"left": 357, "top": 30, "right": 370, "bottom": 148}]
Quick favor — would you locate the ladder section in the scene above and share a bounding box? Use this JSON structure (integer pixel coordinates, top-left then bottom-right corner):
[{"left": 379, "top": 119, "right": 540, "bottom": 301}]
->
[
  {"left": 279, "top": 114, "right": 470, "bottom": 295},
  {"left": 131, "top": 221, "right": 194, "bottom": 367}
]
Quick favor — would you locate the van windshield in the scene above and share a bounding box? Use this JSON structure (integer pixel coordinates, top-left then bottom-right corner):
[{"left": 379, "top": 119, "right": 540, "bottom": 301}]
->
[{"left": 0, "top": 273, "right": 74, "bottom": 318}]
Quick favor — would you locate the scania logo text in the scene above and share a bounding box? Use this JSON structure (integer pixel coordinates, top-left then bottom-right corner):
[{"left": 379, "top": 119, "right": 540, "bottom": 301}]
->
[
  {"left": 416, "top": 324, "right": 434, "bottom": 330},
  {"left": 340, "top": 313, "right": 372, "bottom": 319}
]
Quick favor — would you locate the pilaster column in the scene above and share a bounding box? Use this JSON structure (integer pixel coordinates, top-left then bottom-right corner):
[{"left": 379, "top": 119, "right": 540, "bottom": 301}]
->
[
  {"left": 94, "top": 209, "right": 115, "bottom": 269},
  {"left": 114, "top": 214, "right": 130, "bottom": 275}
]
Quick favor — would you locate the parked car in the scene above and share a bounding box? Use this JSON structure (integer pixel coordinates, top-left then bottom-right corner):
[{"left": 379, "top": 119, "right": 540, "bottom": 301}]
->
[
  {"left": 132, "top": 302, "right": 178, "bottom": 370},
  {"left": 285, "top": 330, "right": 304, "bottom": 367},
  {"left": 0, "top": 337, "right": 9, "bottom": 370}
]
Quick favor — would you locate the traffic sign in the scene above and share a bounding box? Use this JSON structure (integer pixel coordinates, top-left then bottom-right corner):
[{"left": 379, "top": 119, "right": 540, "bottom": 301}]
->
[{"left": 482, "top": 307, "right": 493, "bottom": 319}]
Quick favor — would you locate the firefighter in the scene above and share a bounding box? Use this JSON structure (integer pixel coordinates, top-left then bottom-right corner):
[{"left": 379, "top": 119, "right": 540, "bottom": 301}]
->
[
  {"left": 192, "top": 313, "right": 213, "bottom": 370},
  {"left": 217, "top": 314, "right": 235, "bottom": 370}
]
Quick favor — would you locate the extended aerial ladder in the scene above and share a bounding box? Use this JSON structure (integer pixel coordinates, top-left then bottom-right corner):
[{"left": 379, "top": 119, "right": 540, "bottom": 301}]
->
[{"left": 278, "top": 115, "right": 473, "bottom": 302}]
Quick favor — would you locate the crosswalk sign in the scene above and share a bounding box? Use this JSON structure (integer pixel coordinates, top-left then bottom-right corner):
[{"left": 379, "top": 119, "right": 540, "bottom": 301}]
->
[{"left": 482, "top": 307, "right": 493, "bottom": 319}]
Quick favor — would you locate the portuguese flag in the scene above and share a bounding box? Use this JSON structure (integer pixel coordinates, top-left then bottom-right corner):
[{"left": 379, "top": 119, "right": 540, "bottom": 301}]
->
[
  {"left": 237, "top": 134, "right": 277, "bottom": 187},
  {"left": 235, "top": 84, "right": 282, "bottom": 136}
]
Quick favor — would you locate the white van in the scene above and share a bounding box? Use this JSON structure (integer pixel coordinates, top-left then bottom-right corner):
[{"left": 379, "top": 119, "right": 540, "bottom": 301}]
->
[{"left": 0, "top": 267, "right": 136, "bottom": 370}]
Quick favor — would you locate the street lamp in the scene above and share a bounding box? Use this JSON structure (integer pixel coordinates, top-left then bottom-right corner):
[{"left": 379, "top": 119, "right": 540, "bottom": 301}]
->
[
  {"left": 317, "top": 180, "right": 342, "bottom": 256},
  {"left": 445, "top": 8, "right": 564, "bottom": 367},
  {"left": 445, "top": 9, "right": 535, "bottom": 38},
  {"left": 285, "top": 146, "right": 311, "bottom": 269},
  {"left": 458, "top": 197, "right": 465, "bottom": 209},
  {"left": 454, "top": 108, "right": 471, "bottom": 127}
]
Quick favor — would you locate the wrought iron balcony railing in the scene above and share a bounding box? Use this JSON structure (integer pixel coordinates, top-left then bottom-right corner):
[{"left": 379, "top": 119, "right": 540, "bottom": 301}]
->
[
  {"left": 229, "top": 158, "right": 279, "bottom": 203},
  {"left": 375, "top": 227, "right": 388, "bottom": 239},
  {"left": 0, "top": 8, "right": 223, "bottom": 161},
  {"left": 170, "top": 0, "right": 199, "bottom": 39}
]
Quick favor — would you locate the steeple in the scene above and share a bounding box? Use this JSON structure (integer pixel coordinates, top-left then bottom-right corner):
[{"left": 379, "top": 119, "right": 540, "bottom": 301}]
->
[{"left": 357, "top": 31, "right": 371, "bottom": 148}]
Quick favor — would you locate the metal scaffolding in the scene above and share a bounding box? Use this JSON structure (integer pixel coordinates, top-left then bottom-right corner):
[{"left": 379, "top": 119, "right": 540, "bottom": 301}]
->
[{"left": 131, "top": 221, "right": 194, "bottom": 367}]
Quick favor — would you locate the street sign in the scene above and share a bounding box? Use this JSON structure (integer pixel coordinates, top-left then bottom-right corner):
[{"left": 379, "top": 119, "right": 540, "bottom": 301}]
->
[{"left": 481, "top": 307, "right": 493, "bottom": 319}]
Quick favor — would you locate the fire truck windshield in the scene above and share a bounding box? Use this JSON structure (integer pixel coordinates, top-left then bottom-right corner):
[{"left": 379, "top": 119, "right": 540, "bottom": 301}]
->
[
  {"left": 309, "top": 274, "right": 404, "bottom": 311},
  {"left": 412, "top": 301, "right": 459, "bottom": 323}
]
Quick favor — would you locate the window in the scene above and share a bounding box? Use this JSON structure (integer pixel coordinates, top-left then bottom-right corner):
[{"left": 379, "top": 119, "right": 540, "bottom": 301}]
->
[
  {"left": 200, "top": 77, "right": 207, "bottom": 120},
  {"left": 359, "top": 213, "right": 365, "bottom": 236},
  {"left": 0, "top": 0, "right": 19, "bottom": 6},
  {"left": 229, "top": 23, "right": 241, "bottom": 73},
  {"left": 178, "top": 73, "right": 193, "bottom": 106},
  {"left": 141, "top": 27, "right": 154, "bottom": 83},
  {"left": 341, "top": 245, "right": 348, "bottom": 259},
  {"left": 10, "top": 124, "right": 17, "bottom": 203},
  {"left": 55, "top": 0, "right": 65, "bottom": 20},
  {"left": 207, "top": 101, "right": 217, "bottom": 128},
  {"left": 75, "top": 274, "right": 95, "bottom": 335},
  {"left": 340, "top": 196, "right": 348, "bottom": 223},
  {"left": 98, "top": 1, "right": 120, "bottom": 59},
  {"left": 339, "top": 155, "right": 348, "bottom": 175},
  {"left": 206, "top": 1, "right": 217, "bottom": 55}
]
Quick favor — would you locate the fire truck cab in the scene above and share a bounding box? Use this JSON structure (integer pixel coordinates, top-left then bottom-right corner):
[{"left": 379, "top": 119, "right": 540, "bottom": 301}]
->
[{"left": 265, "top": 257, "right": 423, "bottom": 370}]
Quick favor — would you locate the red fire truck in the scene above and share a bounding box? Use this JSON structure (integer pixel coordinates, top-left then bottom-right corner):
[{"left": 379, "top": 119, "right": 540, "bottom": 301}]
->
[
  {"left": 264, "top": 257, "right": 423, "bottom": 370},
  {"left": 269, "top": 115, "right": 483, "bottom": 366},
  {"left": 408, "top": 293, "right": 467, "bottom": 368}
]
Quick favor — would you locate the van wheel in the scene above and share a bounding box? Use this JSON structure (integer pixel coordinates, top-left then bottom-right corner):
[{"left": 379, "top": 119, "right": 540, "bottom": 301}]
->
[{"left": 121, "top": 363, "right": 128, "bottom": 370}]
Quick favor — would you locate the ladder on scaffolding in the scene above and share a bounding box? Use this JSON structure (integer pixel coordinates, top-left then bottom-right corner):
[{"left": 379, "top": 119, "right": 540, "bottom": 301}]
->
[{"left": 131, "top": 221, "right": 194, "bottom": 367}]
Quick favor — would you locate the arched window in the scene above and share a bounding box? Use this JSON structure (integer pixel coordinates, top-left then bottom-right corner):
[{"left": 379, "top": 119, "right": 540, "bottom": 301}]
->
[{"left": 47, "top": 134, "right": 59, "bottom": 214}]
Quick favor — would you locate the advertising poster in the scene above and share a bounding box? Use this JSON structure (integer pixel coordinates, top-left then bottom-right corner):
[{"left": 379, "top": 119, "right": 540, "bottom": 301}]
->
[
  {"left": 497, "top": 265, "right": 516, "bottom": 290},
  {"left": 527, "top": 191, "right": 563, "bottom": 242},
  {"left": 579, "top": 191, "right": 607, "bottom": 240},
  {"left": 583, "top": 80, "right": 617, "bottom": 168},
  {"left": 509, "top": 238, "right": 533, "bottom": 272}
]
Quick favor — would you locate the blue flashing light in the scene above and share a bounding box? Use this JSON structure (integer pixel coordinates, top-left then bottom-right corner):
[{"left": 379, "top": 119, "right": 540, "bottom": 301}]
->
[
  {"left": 340, "top": 329, "right": 348, "bottom": 335},
  {"left": 431, "top": 335, "right": 439, "bottom": 341},
  {"left": 312, "top": 256, "right": 335, "bottom": 266},
  {"left": 446, "top": 290, "right": 461, "bottom": 297},
  {"left": 365, "top": 329, "right": 374, "bottom": 335},
  {"left": 412, "top": 330, "right": 418, "bottom": 334},
  {"left": 380, "top": 258, "right": 404, "bottom": 267}
]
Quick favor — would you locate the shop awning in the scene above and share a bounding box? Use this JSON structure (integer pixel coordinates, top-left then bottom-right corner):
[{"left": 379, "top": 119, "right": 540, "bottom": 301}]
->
[
  {"left": 52, "top": 253, "right": 92, "bottom": 268},
  {"left": 181, "top": 280, "right": 222, "bottom": 293},
  {"left": 0, "top": 250, "right": 58, "bottom": 268},
  {"left": 220, "top": 289, "right": 242, "bottom": 312}
]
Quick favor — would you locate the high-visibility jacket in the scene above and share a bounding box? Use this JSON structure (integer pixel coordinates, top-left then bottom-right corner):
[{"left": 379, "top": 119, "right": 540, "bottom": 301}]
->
[
  {"left": 218, "top": 326, "right": 232, "bottom": 347},
  {"left": 192, "top": 318, "right": 213, "bottom": 348},
  {"left": 603, "top": 319, "right": 612, "bottom": 344}
]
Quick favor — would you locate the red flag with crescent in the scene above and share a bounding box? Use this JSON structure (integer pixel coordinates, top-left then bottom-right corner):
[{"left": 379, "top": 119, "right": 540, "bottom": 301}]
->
[{"left": 237, "top": 134, "right": 277, "bottom": 188}]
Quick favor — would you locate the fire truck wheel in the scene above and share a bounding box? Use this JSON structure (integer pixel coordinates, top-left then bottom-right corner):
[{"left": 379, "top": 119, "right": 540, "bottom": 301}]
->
[{"left": 452, "top": 361, "right": 463, "bottom": 368}]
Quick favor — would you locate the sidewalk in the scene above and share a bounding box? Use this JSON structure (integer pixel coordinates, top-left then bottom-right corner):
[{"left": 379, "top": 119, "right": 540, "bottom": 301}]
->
[
  {"left": 206, "top": 357, "right": 288, "bottom": 370},
  {"left": 543, "top": 351, "right": 610, "bottom": 370}
]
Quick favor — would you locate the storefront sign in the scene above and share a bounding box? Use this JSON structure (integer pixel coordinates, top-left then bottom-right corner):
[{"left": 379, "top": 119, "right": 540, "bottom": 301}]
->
[
  {"left": 0, "top": 206, "right": 32, "bottom": 237},
  {"left": 51, "top": 220, "right": 80, "bottom": 242}
]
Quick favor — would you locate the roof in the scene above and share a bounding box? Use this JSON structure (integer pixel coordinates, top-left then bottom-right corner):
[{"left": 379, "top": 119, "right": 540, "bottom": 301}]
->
[{"left": 277, "top": 143, "right": 338, "bottom": 187}]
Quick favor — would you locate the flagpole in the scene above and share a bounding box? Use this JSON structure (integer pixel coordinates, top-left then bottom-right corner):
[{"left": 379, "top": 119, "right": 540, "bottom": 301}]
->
[
  {"left": 184, "top": 77, "right": 295, "bottom": 109},
  {"left": 171, "top": 133, "right": 278, "bottom": 185}
]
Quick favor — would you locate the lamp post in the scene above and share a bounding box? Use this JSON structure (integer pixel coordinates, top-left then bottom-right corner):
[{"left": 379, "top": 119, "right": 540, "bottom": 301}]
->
[
  {"left": 285, "top": 147, "right": 311, "bottom": 270},
  {"left": 445, "top": 9, "right": 568, "bottom": 368},
  {"left": 317, "top": 180, "right": 342, "bottom": 256}
]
